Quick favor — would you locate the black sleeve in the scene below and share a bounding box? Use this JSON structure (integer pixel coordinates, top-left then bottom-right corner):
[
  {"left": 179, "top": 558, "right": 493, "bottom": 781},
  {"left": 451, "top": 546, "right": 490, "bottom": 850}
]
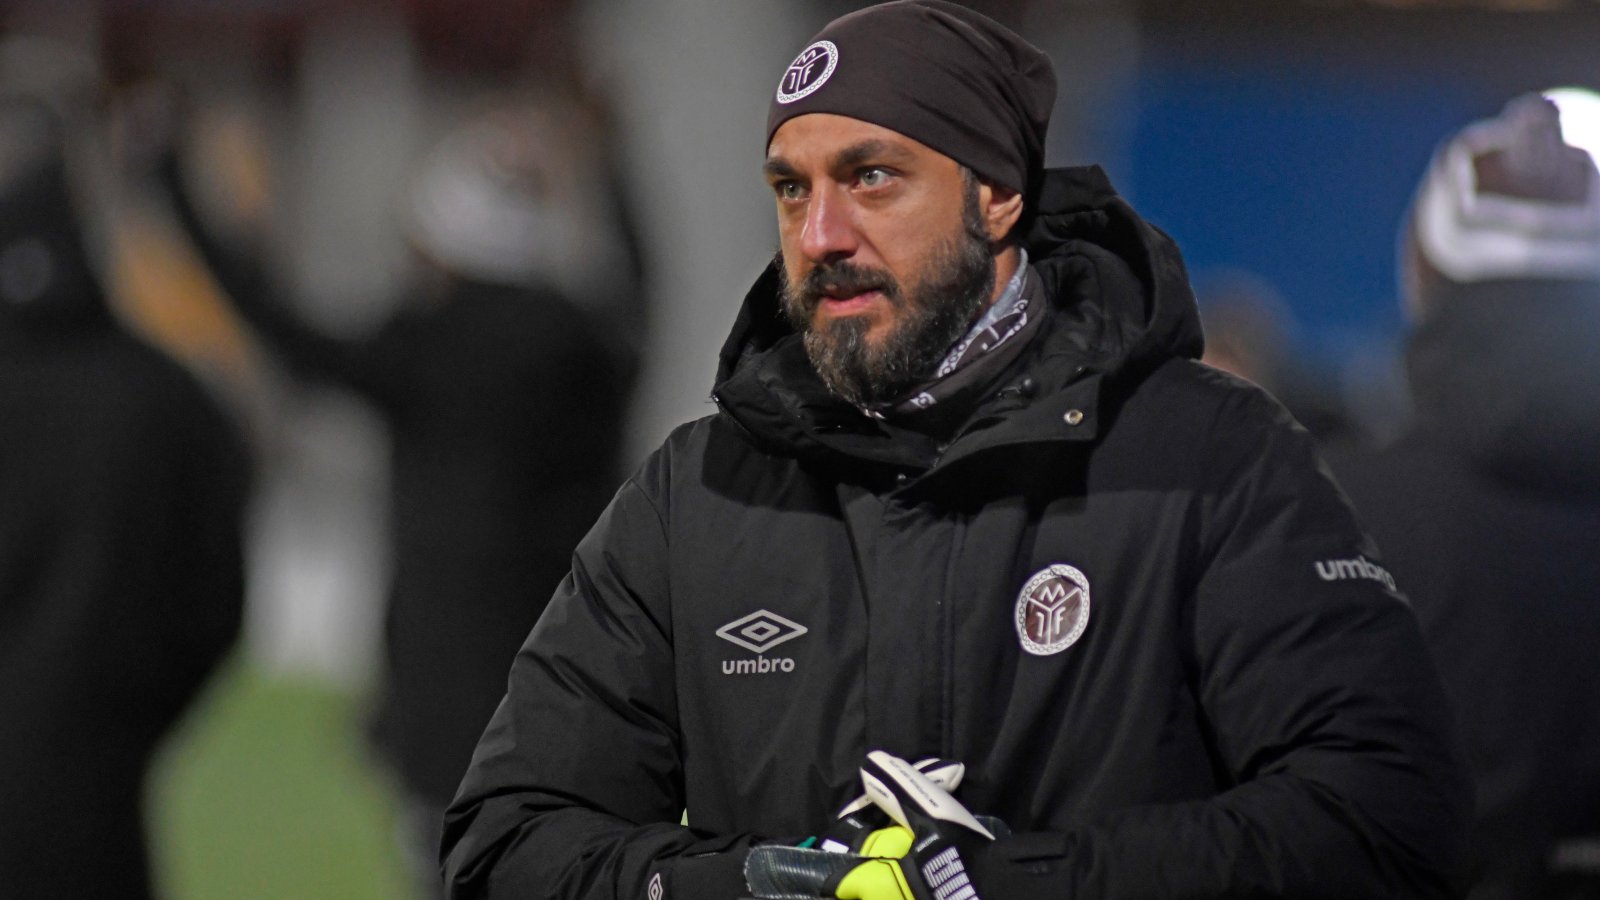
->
[
  {"left": 157, "top": 148, "right": 409, "bottom": 406},
  {"left": 440, "top": 451, "right": 755, "bottom": 900},
  {"left": 978, "top": 393, "right": 1473, "bottom": 899}
]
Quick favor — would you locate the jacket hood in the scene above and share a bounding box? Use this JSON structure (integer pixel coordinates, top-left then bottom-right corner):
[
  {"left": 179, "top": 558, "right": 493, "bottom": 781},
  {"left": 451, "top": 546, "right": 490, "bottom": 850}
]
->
[
  {"left": 1405, "top": 278, "right": 1600, "bottom": 493},
  {"left": 711, "top": 165, "right": 1203, "bottom": 470}
]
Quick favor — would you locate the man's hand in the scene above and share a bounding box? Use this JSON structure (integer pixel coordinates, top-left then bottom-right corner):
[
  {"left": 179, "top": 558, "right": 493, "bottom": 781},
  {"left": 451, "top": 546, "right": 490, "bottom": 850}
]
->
[
  {"left": 854, "top": 751, "right": 1000, "bottom": 899},
  {"left": 816, "top": 757, "right": 965, "bottom": 854},
  {"left": 743, "top": 752, "right": 1004, "bottom": 900}
]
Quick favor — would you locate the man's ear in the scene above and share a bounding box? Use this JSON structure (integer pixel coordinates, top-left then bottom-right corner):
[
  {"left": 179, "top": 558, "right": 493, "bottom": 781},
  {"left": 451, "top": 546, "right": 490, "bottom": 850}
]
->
[{"left": 979, "top": 181, "right": 1025, "bottom": 244}]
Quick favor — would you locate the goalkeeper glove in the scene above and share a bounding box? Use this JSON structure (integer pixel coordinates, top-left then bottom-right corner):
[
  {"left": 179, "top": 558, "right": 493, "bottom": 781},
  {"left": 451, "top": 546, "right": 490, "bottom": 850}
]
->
[
  {"left": 815, "top": 757, "right": 966, "bottom": 855},
  {"left": 744, "top": 751, "right": 1005, "bottom": 900}
]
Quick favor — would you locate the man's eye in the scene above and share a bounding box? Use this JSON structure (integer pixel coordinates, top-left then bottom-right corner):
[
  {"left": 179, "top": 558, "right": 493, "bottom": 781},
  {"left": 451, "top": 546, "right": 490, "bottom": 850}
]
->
[
  {"left": 776, "top": 181, "right": 805, "bottom": 201},
  {"left": 859, "top": 168, "right": 891, "bottom": 188}
]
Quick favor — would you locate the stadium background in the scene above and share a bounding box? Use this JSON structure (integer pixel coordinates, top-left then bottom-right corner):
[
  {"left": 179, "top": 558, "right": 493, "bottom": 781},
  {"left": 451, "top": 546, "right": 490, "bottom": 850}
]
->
[{"left": 4, "top": 1, "right": 1594, "bottom": 896}]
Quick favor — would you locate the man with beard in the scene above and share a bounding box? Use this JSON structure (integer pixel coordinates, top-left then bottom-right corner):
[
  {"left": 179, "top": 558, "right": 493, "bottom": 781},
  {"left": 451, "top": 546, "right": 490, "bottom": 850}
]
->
[
  {"left": 441, "top": 3, "right": 1471, "bottom": 899},
  {"left": 778, "top": 162, "right": 998, "bottom": 415}
]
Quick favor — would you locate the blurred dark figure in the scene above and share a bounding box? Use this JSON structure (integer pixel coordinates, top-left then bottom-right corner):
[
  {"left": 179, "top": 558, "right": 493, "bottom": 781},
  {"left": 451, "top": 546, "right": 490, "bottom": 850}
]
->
[
  {"left": 1197, "top": 269, "right": 1362, "bottom": 443},
  {"left": 154, "top": 93, "right": 640, "bottom": 895},
  {"left": 0, "top": 51, "right": 248, "bottom": 900},
  {"left": 1327, "top": 92, "right": 1600, "bottom": 900}
]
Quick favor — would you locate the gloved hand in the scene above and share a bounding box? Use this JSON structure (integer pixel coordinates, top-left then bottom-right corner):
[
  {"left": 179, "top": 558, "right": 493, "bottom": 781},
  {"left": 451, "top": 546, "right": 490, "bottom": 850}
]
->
[
  {"left": 743, "top": 751, "right": 1006, "bottom": 900},
  {"left": 814, "top": 757, "right": 966, "bottom": 855}
]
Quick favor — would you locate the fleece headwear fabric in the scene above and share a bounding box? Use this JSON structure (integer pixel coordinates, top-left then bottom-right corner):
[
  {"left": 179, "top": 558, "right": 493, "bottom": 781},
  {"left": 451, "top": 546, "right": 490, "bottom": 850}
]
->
[
  {"left": 1410, "top": 92, "right": 1600, "bottom": 290},
  {"left": 765, "top": 0, "right": 1055, "bottom": 195}
]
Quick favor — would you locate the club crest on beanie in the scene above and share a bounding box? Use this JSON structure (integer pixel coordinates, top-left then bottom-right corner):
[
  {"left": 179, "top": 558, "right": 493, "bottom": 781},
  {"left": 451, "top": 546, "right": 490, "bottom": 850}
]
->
[
  {"left": 766, "top": 0, "right": 1055, "bottom": 196},
  {"left": 776, "top": 40, "right": 839, "bottom": 104}
]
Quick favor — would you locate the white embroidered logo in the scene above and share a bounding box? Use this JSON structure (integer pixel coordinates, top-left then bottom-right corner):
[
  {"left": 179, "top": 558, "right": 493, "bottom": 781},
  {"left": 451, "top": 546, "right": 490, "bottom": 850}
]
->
[
  {"left": 647, "top": 872, "right": 663, "bottom": 900},
  {"left": 776, "top": 41, "right": 838, "bottom": 104},
  {"left": 1015, "top": 564, "right": 1092, "bottom": 656},
  {"left": 1314, "top": 555, "right": 1397, "bottom": 591},
  {"left": 716, "top": 610, "right": 806, "bottom": 676},
  {"left": 716, "top": 609, "right": 808, "bottom": 654}
]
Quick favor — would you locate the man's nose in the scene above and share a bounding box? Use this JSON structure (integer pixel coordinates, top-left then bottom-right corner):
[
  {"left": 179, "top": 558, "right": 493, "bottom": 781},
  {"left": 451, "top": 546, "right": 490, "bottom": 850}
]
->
[{"left": 798, "top": 186, "right": 858, "bottom": 264}]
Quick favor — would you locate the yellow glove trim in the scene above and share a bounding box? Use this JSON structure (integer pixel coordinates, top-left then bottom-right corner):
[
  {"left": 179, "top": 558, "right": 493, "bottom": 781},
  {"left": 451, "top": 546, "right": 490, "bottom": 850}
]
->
[
  {"left": 858, "top": 826, "right": 914, "bottom": 858},
  {"left": 834, "top": 858, "right": 914, "bottom": 900}
]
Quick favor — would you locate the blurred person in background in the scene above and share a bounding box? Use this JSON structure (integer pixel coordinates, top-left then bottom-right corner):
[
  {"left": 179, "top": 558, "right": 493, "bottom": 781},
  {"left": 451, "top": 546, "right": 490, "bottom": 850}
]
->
[
  {"left": 1195, "top": 268, "right": 1363, "bottom": 444},
  {"left": 0, "top": 41, "right": 248, "bottom": 900},
  {"left": 1327, "top": 91, "right": 1600, "bottom": 900},
  {"left": 148, "top": 89, "right": 641, "bottom": 897}
]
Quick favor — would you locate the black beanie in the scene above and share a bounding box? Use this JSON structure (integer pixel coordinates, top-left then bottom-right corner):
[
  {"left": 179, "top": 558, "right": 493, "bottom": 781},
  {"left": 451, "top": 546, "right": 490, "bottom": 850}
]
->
[{"left": 765, "top": 0, "right": 1056, "bottom": 195}]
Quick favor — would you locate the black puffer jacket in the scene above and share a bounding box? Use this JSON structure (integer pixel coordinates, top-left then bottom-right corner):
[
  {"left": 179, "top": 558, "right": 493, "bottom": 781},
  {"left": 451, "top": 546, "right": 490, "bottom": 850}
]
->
[
  {"left": 1327, "top": 281, "right": 1600, "bottom": 900},
  {"left": 443, "top": 167, "right": 1471, "bottom": 898}
]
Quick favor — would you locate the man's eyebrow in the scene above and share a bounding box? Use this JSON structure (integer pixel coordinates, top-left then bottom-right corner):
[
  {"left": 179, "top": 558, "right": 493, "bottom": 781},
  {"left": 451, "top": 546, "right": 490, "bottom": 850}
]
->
[
  {"left": 763, "top": 157, "right": 801, "bottom": 181},
  {"left": 763, "top": 140, "right": 918, "bottom": 181},
  {"left": 831, "top": 139, "right": 915, "bottom": 172}
]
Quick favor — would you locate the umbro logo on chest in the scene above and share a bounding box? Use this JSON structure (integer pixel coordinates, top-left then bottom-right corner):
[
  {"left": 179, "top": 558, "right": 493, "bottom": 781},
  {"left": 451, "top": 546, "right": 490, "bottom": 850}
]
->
[{"left": 716, "top": 609, "right": 807, "bottom": 675}]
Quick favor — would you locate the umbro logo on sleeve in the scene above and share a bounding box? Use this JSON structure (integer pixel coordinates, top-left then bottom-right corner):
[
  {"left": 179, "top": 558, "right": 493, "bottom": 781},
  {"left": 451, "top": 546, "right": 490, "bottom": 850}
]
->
[{"left": 1314, "top": 556, "right": 1397, "bottom": 591}]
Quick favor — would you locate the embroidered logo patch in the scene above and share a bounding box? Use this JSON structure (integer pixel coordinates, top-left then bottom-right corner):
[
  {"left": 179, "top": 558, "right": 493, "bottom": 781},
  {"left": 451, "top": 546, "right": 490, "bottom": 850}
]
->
[
  {"left": 716, "top": 609, "right": 808, "bottom": 654},
  {"left": 647, "top": 872, "right": 663, "bottom": 900},
  {"left": 776, "top": 40, "right": 838, "bottom": 104},
  {"left": 1015, "top": 564, "right": 1091, "bottom": 656}
]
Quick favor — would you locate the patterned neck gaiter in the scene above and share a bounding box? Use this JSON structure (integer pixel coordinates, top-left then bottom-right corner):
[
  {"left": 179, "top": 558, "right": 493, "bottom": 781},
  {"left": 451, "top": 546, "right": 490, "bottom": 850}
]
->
[{"left": 863, "top": 253, "right": 1042, "bottom": 422}]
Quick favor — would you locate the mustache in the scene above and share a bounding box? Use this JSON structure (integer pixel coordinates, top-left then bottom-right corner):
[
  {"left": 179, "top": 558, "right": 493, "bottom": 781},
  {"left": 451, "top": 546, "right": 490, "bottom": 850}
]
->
[{"left": 793, "top": 261, "right": 900, "bottom": 309}]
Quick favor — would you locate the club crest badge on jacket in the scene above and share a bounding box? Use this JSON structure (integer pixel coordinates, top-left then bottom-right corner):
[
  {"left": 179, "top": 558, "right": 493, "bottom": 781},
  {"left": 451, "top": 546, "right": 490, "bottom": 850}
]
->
[{"left": 1016, "top": 564, "right": 1091, "bottom": 656}]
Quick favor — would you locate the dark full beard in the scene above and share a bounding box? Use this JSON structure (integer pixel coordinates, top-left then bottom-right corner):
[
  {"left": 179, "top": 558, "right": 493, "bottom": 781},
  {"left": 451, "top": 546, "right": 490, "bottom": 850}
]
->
[{"left": 779, "top": 184, "right": 995, "bottom": 407}]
